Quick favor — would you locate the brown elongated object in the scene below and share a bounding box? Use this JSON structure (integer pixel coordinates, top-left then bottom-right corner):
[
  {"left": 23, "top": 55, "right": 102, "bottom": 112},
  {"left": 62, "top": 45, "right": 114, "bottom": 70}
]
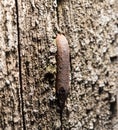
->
[{"left": 56, "top": 34, "right": 70, "bottom": 109}]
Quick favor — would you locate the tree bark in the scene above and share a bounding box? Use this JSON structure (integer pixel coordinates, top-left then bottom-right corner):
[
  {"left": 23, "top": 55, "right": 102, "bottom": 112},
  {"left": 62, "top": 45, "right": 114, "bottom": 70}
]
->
[{"left": 0, "top": 0, "right": 118, "bottom": 130}]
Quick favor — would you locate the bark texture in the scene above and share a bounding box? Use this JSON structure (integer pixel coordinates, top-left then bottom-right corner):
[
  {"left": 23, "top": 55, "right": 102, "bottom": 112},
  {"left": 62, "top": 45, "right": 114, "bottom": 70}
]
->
[{"left": 0, "top": 0, "right": 118, "bottom": 130}]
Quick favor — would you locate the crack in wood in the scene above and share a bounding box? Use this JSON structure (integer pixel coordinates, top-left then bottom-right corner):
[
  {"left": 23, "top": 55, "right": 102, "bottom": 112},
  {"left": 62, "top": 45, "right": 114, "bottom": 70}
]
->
[{"left": 15, "top": 0, "right": 26, "bottom": 130}]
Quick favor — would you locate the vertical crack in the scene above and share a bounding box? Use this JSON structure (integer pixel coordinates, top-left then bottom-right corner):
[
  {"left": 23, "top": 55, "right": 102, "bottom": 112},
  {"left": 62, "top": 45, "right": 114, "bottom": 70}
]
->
[
  {"left": 56, "top": 0, "right": 60, "bottom": 26},
  {"left": 15, "top": 0, "right": 26, "bottom": 130}
]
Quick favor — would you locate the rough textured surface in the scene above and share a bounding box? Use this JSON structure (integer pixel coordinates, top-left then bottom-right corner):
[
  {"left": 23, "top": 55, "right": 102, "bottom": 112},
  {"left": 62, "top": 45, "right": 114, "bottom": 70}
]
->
[
  {"left": 0, "top": 0, "right": 118, "bottom": 130},
  {"left": 65, "top": 0, "right": 118, "bottom": 129},
  {"left": 18, "top": 0, "right": 58, "bottom": 129},
  {"left": 0, "top": 0, "right": 23, "bottom": 129}
]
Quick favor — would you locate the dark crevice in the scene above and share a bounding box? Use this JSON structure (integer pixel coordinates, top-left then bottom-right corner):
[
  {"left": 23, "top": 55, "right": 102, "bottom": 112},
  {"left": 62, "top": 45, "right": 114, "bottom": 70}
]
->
[
  {"left": 110, "top": 100, "right": 117, "bottom": 118},
  {"left": 44, "top": 72, "right": 54, "bottom": 85},
  {"left": 56, "top": 0, "right": 60, "bottom": 26},
  {"left": 15, "top": 0, "right": 26, "bottom": 130},
  {"left": 110, "top": 56, "right": 118, "bottom": 63},
  {"left": 60, "top": 110, "right": 63, "bottom": 130}
]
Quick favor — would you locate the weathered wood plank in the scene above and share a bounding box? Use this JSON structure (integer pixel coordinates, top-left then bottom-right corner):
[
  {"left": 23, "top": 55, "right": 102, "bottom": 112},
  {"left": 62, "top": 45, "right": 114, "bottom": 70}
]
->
[
  {"left": 0, "top": 0, "right": 23, "bottom": 129},
  {"left": 18, "top": 0, "right": 118, "bottom": 129},
  {"left": 18, "top": 0, "right": 59, "bottom": 129}
]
